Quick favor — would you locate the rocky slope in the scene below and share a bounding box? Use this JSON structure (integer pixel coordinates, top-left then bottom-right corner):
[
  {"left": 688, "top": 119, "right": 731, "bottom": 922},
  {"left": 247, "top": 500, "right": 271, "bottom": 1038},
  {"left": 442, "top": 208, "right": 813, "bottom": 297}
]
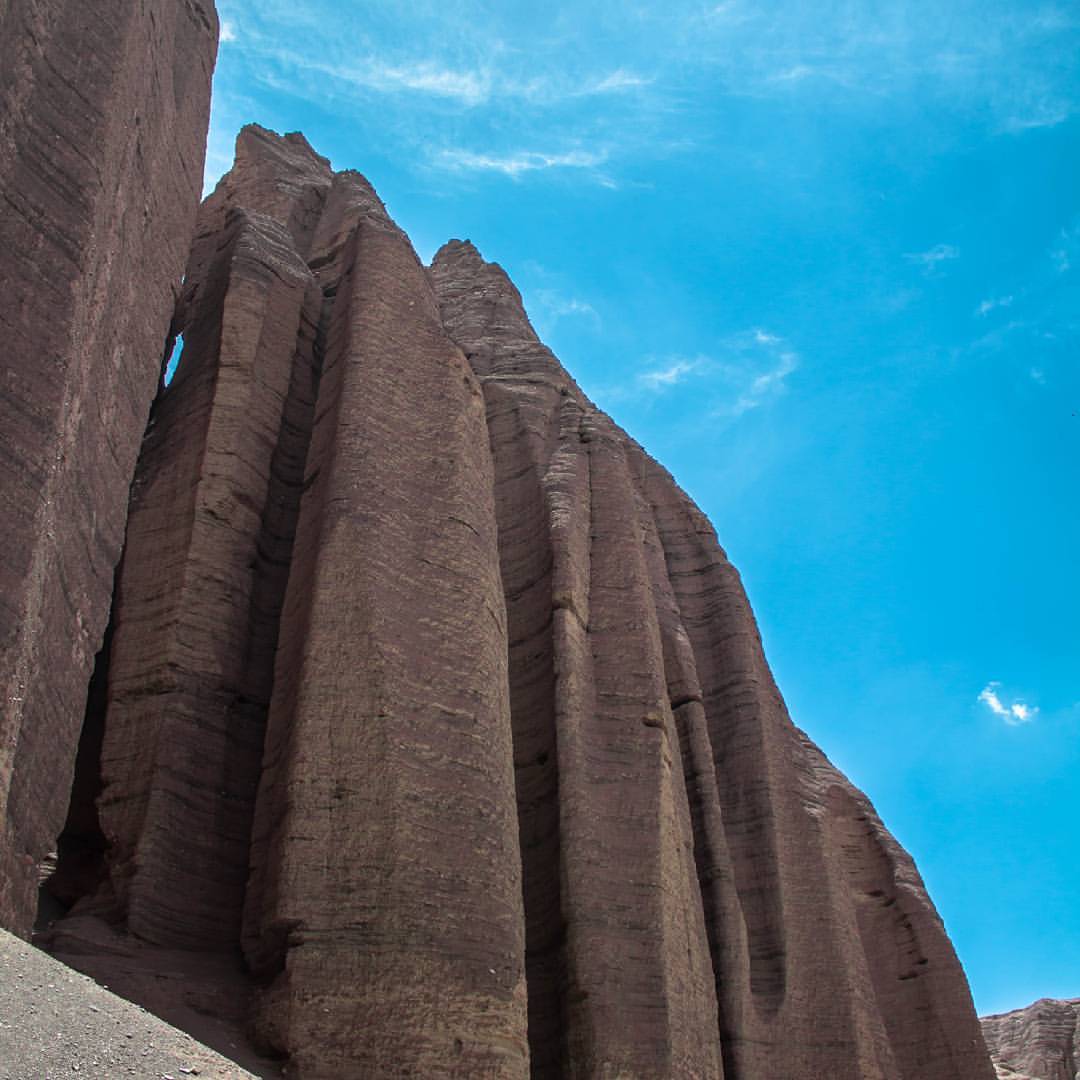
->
[
  {"left": 0, "top": 928, "right": 261, "bottom": 1079},
  {"left": 0, "top": 0, "right": 218, "bottom": 935},
  {"left": 982, "top": 999, "right": 1079, "bottom": 1080},
  {"left": 24, "top": 124, "right": 996, "bottom": 1079}
]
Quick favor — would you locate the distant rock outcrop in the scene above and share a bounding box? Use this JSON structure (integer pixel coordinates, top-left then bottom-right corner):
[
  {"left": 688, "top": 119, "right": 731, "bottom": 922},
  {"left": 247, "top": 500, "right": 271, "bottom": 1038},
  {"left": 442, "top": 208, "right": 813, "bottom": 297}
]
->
[
  {"left": 24, "top": 124, "right": 995, "bottom": 1078},
  {"left": 0, "top": 0, "right": 218, "bottom": 934},
  {"left": 982, "top": 999, "right": 1080, "bottom": 1080}
]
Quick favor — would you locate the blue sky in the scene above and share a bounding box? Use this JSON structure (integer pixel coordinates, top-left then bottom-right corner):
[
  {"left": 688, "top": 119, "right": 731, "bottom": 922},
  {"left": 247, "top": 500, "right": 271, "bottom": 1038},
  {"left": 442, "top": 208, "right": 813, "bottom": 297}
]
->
[{"left": 207, "top": 0, "right": 1079, "bottom": 1016}]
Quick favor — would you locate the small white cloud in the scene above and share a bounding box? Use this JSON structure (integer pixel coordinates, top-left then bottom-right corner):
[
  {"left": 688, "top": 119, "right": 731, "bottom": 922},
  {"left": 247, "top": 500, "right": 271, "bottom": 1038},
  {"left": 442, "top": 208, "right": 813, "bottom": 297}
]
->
[
  {"left": 979, "top": 682, "right": 1038, "bottom": 725},
  {"left": 976, "top": 295, "right": 1014, "bottom": 316},
  {"left": 708, "top": 0, "right": 751, "bottom": 20},
  {"left": 219, "top": 20, "right": 237, "bottom": 43},
  {"left": 639, "top": 358, "right": 703, "bottom": 390},
  {"left": 999, "top": 103, "right": 1071, "bottom": 134},
  {"left": 591, "top": 69, "right": 651, "bottom": 93},
  {"left": 272, "top": 50, "right": 493, "bottom": 106},
  {"left": 1030, "top": 367, "right": 1046, "bottom": 384},
  {"left": 532, "top": 290, "right": 599, "bottom": 324},
  {"left": 374, "top": 61, "right": 490, "bottom": 104},
  {"left": 754, "top": 329, "right": 780, "bottom": 345},
  {"left": 978, "top": 685, "right": 1008, "bottom": 717},
  {"left": 768, "top": 64, "right": 849, "bottom": 86},
  {"left": 1050, "top": 222, "right": 1078, "bottom": 273},
  {"left": 905, "top": 244, "right": 960, "bottom": 270},
  {"left": 437, "top": 147, "right": 607, "bottom": 178},
  {"left": 734, "top": 350, "right": 798, "bottom": 413}
]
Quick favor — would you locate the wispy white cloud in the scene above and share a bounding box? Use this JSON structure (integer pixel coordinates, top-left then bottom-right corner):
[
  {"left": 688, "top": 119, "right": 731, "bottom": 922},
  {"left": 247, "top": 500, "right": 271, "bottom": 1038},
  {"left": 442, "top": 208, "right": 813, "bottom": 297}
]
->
[
  {"left": 530, "top": 289, "right": 600, "bottom": 326},
  {"left": 1030, "top": 367, "right": 1047, "bottom": 384},
  {"left": 220, "top": 19, "right": 238, "bottom": 43},
  {"left": 324, "top": 58, "right": 491, "bottom": 105},
  {"left": 732, "top": 349, "right": 799, "bottom": 414},
  {"left": 976, "top": 295, "right": 1014, "bottom": 316},
  {"left": 979, "top": 682, "right": 1038, "bottom": 725},
  {"left": 436, "top": 147, "right": 608, "bottom": 178},
  {"left": 1050, "top": 221, "right": 1079, "bottom": 273},
  {"left": 638, "top": 357, "right": 706, "bottom": 390},
  {"left": 905, "top": 244, "right": 960, "bottom": 271},
  {"left": 590, "top": 69, "right": 652, "bottom": 93},
  {"left": 683, "top": 2, "right": 1080, "bottom": 132}
]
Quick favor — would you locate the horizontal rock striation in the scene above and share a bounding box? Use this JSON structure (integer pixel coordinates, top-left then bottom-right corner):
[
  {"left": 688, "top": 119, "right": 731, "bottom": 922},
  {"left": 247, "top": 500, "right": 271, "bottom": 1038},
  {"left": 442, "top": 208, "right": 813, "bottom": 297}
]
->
[
  {"left": 0, "top": 0, "right": 217, "bottom": 935},
  {"left": 430, "top": 238, "right": 995, "bottom": 1080},
  {"left": 36, "top": 125, "right": 994, "bottom": 1078},
  {"left": 982, "top": 998, "right": 1080, "bottom": 1080}
]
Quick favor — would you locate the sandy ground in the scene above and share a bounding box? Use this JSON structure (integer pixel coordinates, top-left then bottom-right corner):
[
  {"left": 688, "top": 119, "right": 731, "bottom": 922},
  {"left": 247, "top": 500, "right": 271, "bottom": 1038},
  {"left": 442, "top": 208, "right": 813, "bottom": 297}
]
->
[{"left": 0, "top": 930, "right": 261, "bottom": 1079}]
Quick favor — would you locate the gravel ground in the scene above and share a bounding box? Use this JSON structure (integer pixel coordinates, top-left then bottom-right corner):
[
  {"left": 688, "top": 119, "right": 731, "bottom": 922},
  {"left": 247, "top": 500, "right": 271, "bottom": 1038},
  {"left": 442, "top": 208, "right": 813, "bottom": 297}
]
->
[{"left": 0, "top": 931, "right": 259, "bottom": 1079}]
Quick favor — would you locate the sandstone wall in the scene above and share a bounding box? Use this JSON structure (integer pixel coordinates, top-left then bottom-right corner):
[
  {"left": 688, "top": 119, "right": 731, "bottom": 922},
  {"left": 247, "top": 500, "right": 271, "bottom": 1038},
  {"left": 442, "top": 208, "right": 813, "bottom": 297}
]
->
[
  {"left": 0, "top": 0, "right": 217, "bottom": 934},
  {"left": 57, "top": 125, "right": 995, "bottom": 1078}
]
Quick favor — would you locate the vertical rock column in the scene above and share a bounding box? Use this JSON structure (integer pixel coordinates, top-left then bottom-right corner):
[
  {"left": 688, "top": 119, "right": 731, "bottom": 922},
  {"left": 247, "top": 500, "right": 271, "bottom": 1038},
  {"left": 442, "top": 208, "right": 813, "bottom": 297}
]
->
[
  {"left": 0, "top": 0, "right": 217, "bottom": 935},
  {"left": 95, "top": 209, "right": 321, "bottom": 948},
  {"left": 431, "top": 241, "right": 724, "bottom": 1078},
  {"left": 432, "top": 238, "right": 995, "bottom": 1080},
  {"left": 242, "top": 183, "right": 529, "bottom": 1076}
]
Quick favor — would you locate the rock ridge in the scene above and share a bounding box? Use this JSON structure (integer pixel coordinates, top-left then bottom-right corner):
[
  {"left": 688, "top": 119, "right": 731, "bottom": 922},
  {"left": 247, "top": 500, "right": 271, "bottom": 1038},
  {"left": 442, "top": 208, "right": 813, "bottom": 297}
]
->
[
  {"left": 0, "top": 87, "right": 998, "bottom": 1078},
  {"left": 35, "top": 126, "right": 995, "bottom": 1078},
  {"left": 981, "top": 998, "right": 1080, "bottom": 1080}
]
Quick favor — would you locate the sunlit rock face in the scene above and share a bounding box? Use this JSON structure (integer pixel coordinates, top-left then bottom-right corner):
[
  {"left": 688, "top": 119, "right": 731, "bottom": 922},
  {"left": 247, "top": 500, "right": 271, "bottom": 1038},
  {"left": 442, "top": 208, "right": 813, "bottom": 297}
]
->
[
  {"left": 981, "top": 998, "right": 1080, "bottom": 1080},
  {"left": 0, "top": 0, "right": 218, "bottom": 935},
  {"left": 32, "top": 124, "right": 990, "bottom": 1079},
  {"left": 0, "top": 22, "right": 997, "bottom": 1058}
]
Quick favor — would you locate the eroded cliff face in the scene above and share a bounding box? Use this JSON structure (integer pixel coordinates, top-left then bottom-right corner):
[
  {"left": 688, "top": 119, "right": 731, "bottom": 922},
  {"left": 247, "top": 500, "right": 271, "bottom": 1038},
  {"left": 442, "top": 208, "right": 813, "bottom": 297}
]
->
[
  {"left": 29, "top": 125, "right": 996, "bottom": 1079},
  {"left": 0, "top": 0, "right": 218, "bottom": 935},
  {"left": 982, "top": 999, "right": 1080, "bottom": 1080}
]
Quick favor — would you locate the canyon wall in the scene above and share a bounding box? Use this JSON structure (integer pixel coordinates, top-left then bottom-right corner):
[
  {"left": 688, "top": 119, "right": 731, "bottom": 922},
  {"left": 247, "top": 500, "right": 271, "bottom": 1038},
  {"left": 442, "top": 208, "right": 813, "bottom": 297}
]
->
[
  {"left": 34, "top": 125, "right": 995, "bottom": 1079},
  {"left": 0, "top": 0, "right": 218, "bottom": 934},
  {"left": 0, "top": 6, "right": 1001, "bottom": 1066},
  {"left": 982, "top": 999, "right": 1080, "bottom": 1080}
]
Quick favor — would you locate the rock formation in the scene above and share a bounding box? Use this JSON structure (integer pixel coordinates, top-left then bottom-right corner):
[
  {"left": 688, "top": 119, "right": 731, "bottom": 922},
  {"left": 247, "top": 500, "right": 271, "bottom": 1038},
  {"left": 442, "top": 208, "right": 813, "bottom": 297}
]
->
[
  {"left": 24, "top": 124, "right": 997, "bottom": 1078},
  {"left": 0, "top": 0, "right": 218, "bottom": 934},
  {"left": 982, "top": 999, "right": 1080, "bottom": 1080}
]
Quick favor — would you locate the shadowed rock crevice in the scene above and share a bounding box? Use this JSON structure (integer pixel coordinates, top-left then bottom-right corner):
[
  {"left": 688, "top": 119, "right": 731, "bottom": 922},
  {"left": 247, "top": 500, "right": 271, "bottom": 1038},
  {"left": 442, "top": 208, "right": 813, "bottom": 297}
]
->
[
  {"left": 37, "top": 604, "right": 115, "bottom": 929},
  {"left": 481, "top": 384, "right": 568, "bottom": 1078}
]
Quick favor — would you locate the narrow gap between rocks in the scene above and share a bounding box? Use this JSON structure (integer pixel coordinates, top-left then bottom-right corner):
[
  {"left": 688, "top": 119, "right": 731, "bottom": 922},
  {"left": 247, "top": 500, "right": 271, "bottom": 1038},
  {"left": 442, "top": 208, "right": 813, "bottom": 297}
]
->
[{"left": 35, "top": 597, "right": 115, "bottom": 933}]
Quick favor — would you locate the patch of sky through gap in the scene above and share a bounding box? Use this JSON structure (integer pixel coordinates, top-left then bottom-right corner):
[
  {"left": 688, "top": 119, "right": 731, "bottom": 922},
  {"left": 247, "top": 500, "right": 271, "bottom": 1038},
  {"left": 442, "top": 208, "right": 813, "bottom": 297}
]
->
[{"left": 164, "top": 333, "right": 184, "bottom": 386}]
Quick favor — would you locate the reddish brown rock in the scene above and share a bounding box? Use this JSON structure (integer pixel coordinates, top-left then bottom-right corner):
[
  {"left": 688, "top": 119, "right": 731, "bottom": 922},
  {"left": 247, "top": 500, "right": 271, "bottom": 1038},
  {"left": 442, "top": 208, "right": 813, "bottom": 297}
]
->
[
  {"left": 430, "top": 237, "right": 996, "bottom": 1080},
  {"left": 981, "top": 998, "right": 1080, "bottom": 1080},
  {"left": 95, "top": 207, "right": 322, "bottom": 949},
  {"left": 0, "top": 0, "right": 217, "bottom": 935},
  {"left": 32, "top": 126, "right": 994, "bottom": 1079}
]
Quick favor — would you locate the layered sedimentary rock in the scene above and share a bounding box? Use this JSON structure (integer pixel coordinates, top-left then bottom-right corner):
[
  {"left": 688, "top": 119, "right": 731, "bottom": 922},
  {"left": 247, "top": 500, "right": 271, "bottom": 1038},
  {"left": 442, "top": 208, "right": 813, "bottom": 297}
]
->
[
  {"left": 0, "top": 0, "right": 218, "bottom": 934},
  {"left": 40, "top": 124, "right": 996, "bottom": 1078},
  {"left": 982, "top": 999, "right": 1080, "bottom": 1080}
]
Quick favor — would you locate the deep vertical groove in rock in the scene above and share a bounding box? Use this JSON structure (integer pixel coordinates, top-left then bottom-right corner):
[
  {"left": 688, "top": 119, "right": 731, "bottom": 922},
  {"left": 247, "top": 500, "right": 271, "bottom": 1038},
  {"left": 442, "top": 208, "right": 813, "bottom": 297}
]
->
[
  {"left": 480, "top": 380, "right": 567, "bottom": 1078},
  {"left": 641, "top": 471, "right": 788, "bottom": 1011},
  {"left": 38, "top": 593, "right": 116, "bottom": 923}
]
